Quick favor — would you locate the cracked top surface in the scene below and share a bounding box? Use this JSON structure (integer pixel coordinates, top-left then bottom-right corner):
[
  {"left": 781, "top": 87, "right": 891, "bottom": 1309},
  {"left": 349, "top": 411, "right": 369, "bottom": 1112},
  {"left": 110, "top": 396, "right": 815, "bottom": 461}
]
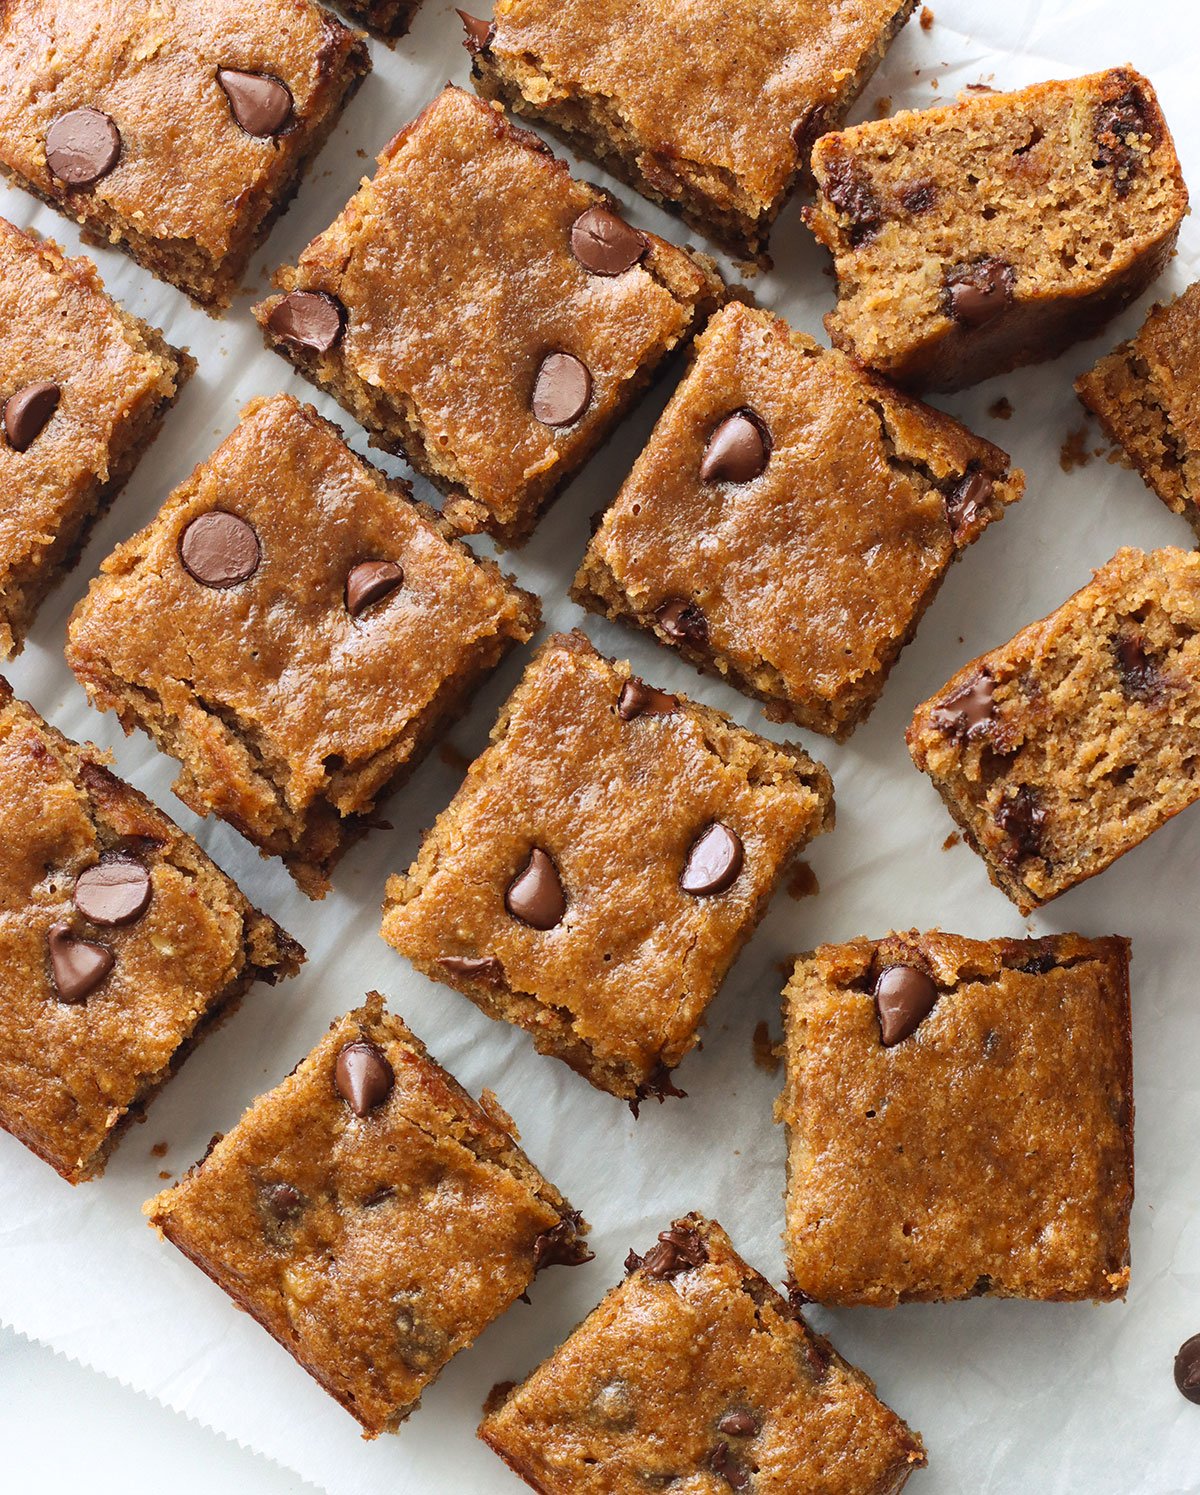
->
[
  {"left": 579, "top": 302, "right": 1022, "bottom": 736},
  {"left": 382, "top": 632, "right": 832, "bottom": 1096},
  {"left": 0, "top": 682, "right": 297, "bottom": 1183},
  {"left": 782, "top": 931, "right": 1133, "bottom": 1305},
  {"left": 66, "top": 395, "right": 536, "bottom": 832},
  {"left": 148, "top": 995, "right": 578, "bottom": 1436},
  {"left": 480, "top": 1213, "right": 925, "bottom": 1493}
]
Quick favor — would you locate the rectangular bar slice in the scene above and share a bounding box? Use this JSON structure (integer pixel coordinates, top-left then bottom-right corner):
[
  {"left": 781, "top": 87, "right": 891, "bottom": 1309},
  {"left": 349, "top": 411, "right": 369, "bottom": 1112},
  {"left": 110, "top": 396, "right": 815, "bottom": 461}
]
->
[
  {"left": 254, "top": 86, "right": 722, "bottom": 546},
  {"left": 807, "top": 69, "right": 1188, "bottom": 390},
  {"left": 907, "top": 546, "right": 1200, "bottom": 912},
  {"left": 479, "top": 1213, "right": 926, "bottom": 1492},
  {"left": 0, "top": 681, "right": 302, "bottom": 1184},
  {"left": 381, "top": 631, "right": 833, "bottom": 1104},
  {"left": 463, "top": 0, "right": 917, "bottom": 259},
  {"left": 0, "top": 218, "right": 189, "bottom": 658},
  {"left": 780, "top": 931, "right": 1133, "bottom": 1304},
  {"left": 573, "top": 301, "right": 1024, "bottom": 738},
  {"left": 1077, "top": 280, "right": 1200, "bottom": 538},
  {"left": 0, "top": 0, "right": 369, "bottom": 309},
  {"left": 66, "top": 394, "right": 540, "bottom": 897},
  {"left": 147, "top": 994, "right": 591, "bottom": 1437}
]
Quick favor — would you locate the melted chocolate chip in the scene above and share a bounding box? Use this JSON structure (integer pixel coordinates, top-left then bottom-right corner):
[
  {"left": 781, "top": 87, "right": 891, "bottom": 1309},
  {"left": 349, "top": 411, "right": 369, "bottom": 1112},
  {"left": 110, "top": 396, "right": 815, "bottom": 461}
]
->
[
  {"left": 716, "top": 1411, "right": 758, "bottom": 1438},
  {"left": 570, "top": 206, "right": 646, "bottom": 276},
  {"left": 334, "top": 1040, "right": 394, "bottom": 1116},
  {"left": 1094, "top": 84, "right": 1154, "bottom": 194},
  {"left": 931, "top": 669, "right": 995, "bottom": 740},
  {"left": 899, "top": 181, "right": 937, "bottom": 214},
  {"left": 943, "top": 259, "right": 1015, "bottom": 328},
  {"left": 532, "top": 1210, "right": 594, "bottom": 1271},
  {"left": 261, "top": 1180, "right": 305, "bottom": 1225},
  {"left": 4, "top": 380, "right": 60, "bottom": 451},
  {"left": 505, "top": 848, "right": 566, "bottom": 929},
  {"left": 267, "top": 290, "right": 345, "bottom": 352},
  {"left": 681, "top": 823, "right": 744, "bottom": 897},
  {"left": 438, "top": 954, "right": 502, "bottom": 980},
  {"left": 700, "top": 409, "right": 771, "bottom": 484},
  {"left": 74, "top": 855, "right": 152, "bottom": 926},
  {"left": 823, "top": 155, "right": 882, "bottom": 246},
  {"left": 628, "top": 1063, "right": 687, "bottom": 1118},
  {"left": 617, "top": 678, "right": 678, "bottom": 721},
  {"left": 1175, "top": 1335, "right": 1200, "bottom": 1404},
  {"left": 784, "top": 1275, "right": 812, "bottom": 1314},
  {"left": 346, "top": 560, "right": 404, "bottom": 617},
  {"left": 709, "top": 1442, "right": 750, "bottom": 1490},
  {"left": 996, "top": 785, "right": 1046, "bottom": 864},
  {"left": 945, "top": 469, "right": 995, "bottom": 536},
  {"left": 656, "top": 598, "right": 708, "bottom": 646},
  {"left": 394, "top": 1291, "right": 450, "bottom": 1372},
  {"left": 456, "top": 9, "right": 495, "bottom": 52},
  {"left": 635, "top": 1224, "right": 709, "bottom": 1280},
  {"left": 874, "top": 964, "right": 938, "bottom": 1046},
  {"left": 47, "top": 922, "right": 113, "bottom": 1002},
  {"left": 1114, "top": 634, "right": 1160, "bottom": 700},
  {"left": 180, "top": 512, "right": 261, "bottom": 588},
  {"left": 532, "top": 352, "right": 592, "bottom": 426},
  {"left": 45, "top": 107, "right": 121, "bottom": 186},
  {"left": 217, "top": 68, "right": 293, "bottom": 136}
]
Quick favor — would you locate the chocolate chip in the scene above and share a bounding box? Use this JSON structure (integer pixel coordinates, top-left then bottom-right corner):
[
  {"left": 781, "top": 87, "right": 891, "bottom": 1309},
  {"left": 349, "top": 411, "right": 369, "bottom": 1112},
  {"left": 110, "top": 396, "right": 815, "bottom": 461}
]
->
[
  {"left": 4, "top": 380, "right": 60, "bottom": 451},
  {"left": 456, "top": 9, "right": 495, "bottom": 52},
  {"left": 1094, "top": 84, "right": 1154, "bottom": 194},
  {"left": 716, "top": 1411, "right": 758, "bottom": 1438},
  {"left": 505, "top": 848, "right": 566, "bottom": 930},
  {"left": 874, "top": 964, "right": 938, "bottom": 1046},
  {"left": 636, "top": 1224, "right": 709, "bottom": 1280},
  {"left": 533, "top": 1210, "right": 594, "bottom": 1271},
  {"left": 1114, "top": 634, "right": 1159, "bottom": 700},
  {"left": 996, "top": 785, "right": 1046, "bottom": 864},
  {"left": 334, "top": 1040, "right": 394, "bottom": 1116},
  {"left": 346, "top": 560, "right": 404, "bottom": 617},
  {"left": 47, "top": 922, "right": 113, "bottom": 1003},
  {"left": 681, "top": 823, "right": 743, "bottom": 896},
  {"left": 899, "top": 181, "right": 937, "bottom": 214},
  {"left": 932, "top": 669, "right": 995, "bottom": 740},
  {"left": 217, "top": 68, "right": 294, "bottom": 137},
  {"left": 784, "top": 1275, "right": 812, "bottom": 1314},
  {"left": 45, "top": 108, "right": 121, "bottom": 187},
  {"left": 570, "top": 205, "right": 646, "bottom": 276},
  {"left": 709, "top": 1442, "right": 750, "bottom": 1490},
  {"left": 656, "top": 598, "right": 707, "bottom": 646},
  {"left": 394, "top": 1290, "right": 450, "bottom": 1371},
  {"left": 803, "top": 1337, "right": 832, "bottom": 1381},
  {"left": 439, "top": 954, "right": 502, "bottom": 980},
  {"left": 943, "top": 259, "right": 1015, "bottom": 328},
  {"left": 700, "top": 410, "right": 770, "bottom": 484},
  {"left": 823, "top": 155, "right": 882, "bottom": 246},
  {"left": 1175, "top": 1335, "right": 1200, "bottom": 1404},
  {"left": 362, "top": 1184, "right": 395, "bottom": 1207},
  {"left": 945, "top": 469, "right": 994, "bottom": 536},
  {"left": 628, "top": 1063, "right": 687, "bottom": 1118},
  {"left": 180, "top": 512, "right": 261, "bottom": 588},
  {"left": 624, "top": 1248, "right": 644, "bottom": 1274},
  {"left": 261, "top": 1181, "right": 305, "bottom": 1225},
  {"left": 267, "top": 290, "right": 345, "bottom": 353},
  {"left": 73, "top": 855, "right": 151, "bottom": 926},
  {"left": 617, "top": 678, "right": 677, "bottom": 721},
  {"left": 532, "top": 352, "right": 592, "bottom": 426}
]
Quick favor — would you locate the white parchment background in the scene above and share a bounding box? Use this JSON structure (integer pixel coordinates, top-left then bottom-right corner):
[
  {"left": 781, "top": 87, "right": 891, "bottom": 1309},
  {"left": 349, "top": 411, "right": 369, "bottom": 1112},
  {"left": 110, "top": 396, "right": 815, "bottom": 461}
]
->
[{"left": 2, "top": 2, "right": 1199, "bottom": 1490}]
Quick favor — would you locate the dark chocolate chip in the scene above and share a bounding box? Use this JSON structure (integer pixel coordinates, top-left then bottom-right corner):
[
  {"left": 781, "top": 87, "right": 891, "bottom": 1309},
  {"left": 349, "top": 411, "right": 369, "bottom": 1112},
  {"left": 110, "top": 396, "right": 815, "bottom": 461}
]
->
[
  {"left": 533, "top": 1210, "right": 594, "bottom": 1271},
  {"left": 700, "top": 410, "right": 770, "bottom": 484},
  {"left": 394, "top": 1291, "right": 450, "bottom": 1371},
  {"left": 505, "top": 848, "right": 566, "bottom": 930},
  {"left": 874, "top": 964, "right": 938, "bottom": 1046},
  {"left": 716, "top": 1411, "right": 758, "bottom": 1438},
  {"left": 570, "top": 205, "right": 646, "bottom": 276},
  {"left": 943, "top": 259, "right": 1015, "bottom": 328},
  {"left": 532, "top": 352, "right": 592, "bottom": 426},
  {"left": 267, "top": 290, "right": 345, "bottom": 353},
  {"left": 346, "top": 560, "right": 404, "bottom": 617},
  {"left": 362, "top": 1184, "right": 395, "bottom": 1207},
  {"left": 261, "top": 1181, "right": 305, "bottom": 1224},
  {"left": 439, "top": 954, "right": 502, "bottom": 980},
  {"left": 931, "top": 669, "right": 995, "bottom": 740},
  {"left": 334, "top": 1040, "right": 394, "bottom": 1116},
  {"left": 45, "top": 107, "right": 121, "bottom": 187},
  {"left": 709, "top": 1442, "right": 750, "bottom": 1490},
  {"left": 624, "top": 1247, "right": 644, "bottom": 1274},
  {"left": 996, "top": 785, "right": 1046, "bottom": 864},
  {"left": 823, "top": 155, "right": 882, "bottom": 246},
  {"left": 656, "top": 598, "right": 708, "bottom": 647},
  {"left": 47, "top": 921, "right": 113, "bottom": 1003},
  {"left": 1114, "top": 634, "right": 1159, "bottom": 700},
  {"left": 4, "top": 380, "right": 60, "bottom": 451},
  {"left": 637, "top": 1224, "right": 709, "bottom": 1280},
  {"left": 180, "top": 511, "right": 261, "bottom": 588},
  {"left": 803, "top": 1337, "right": 832, "bottom": 1381},
  {"left": 784, "top": 1275, "right": 812, "bottom": 1314},
  {"left": 899, "top": 181, "right": 937, "bottom": 214},
  {"left": 74, "top": 855, "right": 151, "bottom": 926},
  {"left": 456, "top": 9, "right": 495, "bottom": 52},
  {"left": 945, "top": 469, "right": 995, "bottom": 536},
  {"left": 217, "top": 68, "right": 294, "bottom": 136},
  {"left": 628, "top": 1063, "right": 687, "bottom": 1118},
  {"left": 617, "top": 678, "right": 677, "bottom": 721},
  {"left": 1094, "top": 85, "right": 1154, "bottom": 194},
  {"left": 681, "top": 823, "right": 743, "bottom": 897},
  {"left": 1174, "top": 1335, "right": 1200, "bottom": 1404}
]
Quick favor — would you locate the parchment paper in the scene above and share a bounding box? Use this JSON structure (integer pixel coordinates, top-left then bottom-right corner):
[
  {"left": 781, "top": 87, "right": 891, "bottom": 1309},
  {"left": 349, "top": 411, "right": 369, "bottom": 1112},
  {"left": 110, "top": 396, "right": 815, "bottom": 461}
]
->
[{"left": 2, "top": 2, "right": 1199, "bottom": 1490}]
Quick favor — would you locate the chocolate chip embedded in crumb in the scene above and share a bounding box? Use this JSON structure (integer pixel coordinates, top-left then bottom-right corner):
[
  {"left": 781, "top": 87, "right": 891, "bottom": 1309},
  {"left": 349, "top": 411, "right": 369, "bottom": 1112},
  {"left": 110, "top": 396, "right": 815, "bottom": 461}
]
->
[
  {"left": 394, "top": 1291, "right": 450, "bottom": 1372},
  {"left": 438, "top": 954, "right": 502, "bottom": 980},
  {"left": 1094, "top": 85, "right": 1155, "bottom": 194},
  {"left": 217, "top": 68, "right": 294, "bottom": 137},
  {"left": 47, "top": 922, "right": 113, "bottom": 1003},
  {"left": 656, "top": 598, "right": 708, "bottom": 647},
  {"left": 267, "top": 290, "right": 345, "bottom": 352},
  {"left": 533, "top": 1210, "right": 594, "bottom": 1271},
  {"left": 334, "top": 1040, "right": 394, "bottom": 1116},
  {"left": 899, "top": 180, "right": 937, "bottom": 214},
  {"left": 943, "top": 259, "right": 1015, "bottom": 328},
  {"left": 1175, "top": 1335, "right": 1200, "bottom": 1404},
  {"left": 716, "top": 1411, "right": 759, "bottom": 1438},
  {"left": 261, "top": 1181, "right": 306, "bottom": 1225},
  {"left": 1114, "top": 634, "right": 1160, "bottom": 700},
  {"left": 345, "top": 560, "right": 404, "bottom": 617},
  {"left": 4, "top": 380, "right": 60, "bottom": 451},
  {"left": 700, "top": 410, "right": 771, "bottom": 484},
  {"left": 617, "top": 678, "right": 678, "bottom": 721},
  {"left": 709, "top": 1442, "right": 750, "bottom": 1490},
  {"left": 45, "top": 107, "right": 121, "bottom": 186},
  {"left": 570, "top": 206, "right": 646, "bottom": 276},
  {"left": 636, "top": 1224, "right": 709, "bottom": 1280},
  {"left": 505, "top": 847, "right": 566, "bottom": 930},
  {"left": 681, "top": 822, "right": 743, "bottom": 897},
  {"left": 996, "top": 784, "right": 1046, "bottom": 864},
  {"left": 456, "top": 9, "right": 495, "bottom": 52},
  {"left": 629, "top": 1063, "right": 687, "bottom": 1118},
  {"left": 73, "top": 855, "right": 152, "bottom": 926},
  {"left": 532, "top": 352, "right": 592, "bottom": 426},
  {"left": 931, "top": 669, "right": 995, "bottom": 740},
  {"left": 945, "top": 469, "right": 995, "bottom": 536},
  {"left": 874, "top": 963, "right": 938, "bottom": 1046},
  {"left": 180, "top": 511, "right": 261, "bottom": 588},
  {"left": 822, "top": 154, "right": 882, "bottom": 246}
]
